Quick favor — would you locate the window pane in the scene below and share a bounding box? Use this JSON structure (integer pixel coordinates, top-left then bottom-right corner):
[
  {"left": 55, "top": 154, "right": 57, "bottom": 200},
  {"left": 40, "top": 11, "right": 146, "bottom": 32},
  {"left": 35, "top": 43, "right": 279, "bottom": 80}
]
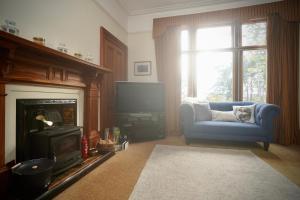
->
[
  {"left": 196, "top": 26, "right": 232, "bottom": 50},
  {"left": 196, "top": 52, "right": 233, "bottom": 101},
  {"left": 242, "top": 22, "right": 266, "bottom": 46},
  {"left": 181, "top": 53, "right": 189, "bottom": 99},
  {"left": 181, "top": 30, "right": 189, "bottom": 51},
  {"left": 242, "top": 49, "right": 267, "bottom": 102}
]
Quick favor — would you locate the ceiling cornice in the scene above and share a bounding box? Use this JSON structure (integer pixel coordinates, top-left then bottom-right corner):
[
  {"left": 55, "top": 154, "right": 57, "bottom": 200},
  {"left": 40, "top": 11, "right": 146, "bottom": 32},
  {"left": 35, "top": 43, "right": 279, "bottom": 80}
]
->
[
  {"left": 116, "top": 0, "right": 130, "bottom": 15},
  {"left": 119, "top": 0, "right": 281, "bottom": 16},
  {"left": 93, "top": 0, "right": 128, "bottom": 31},
  {"left": 127, "top": 0, "right": 282, "bottom": 32},
  {"left": 128, "top": 0, "right": 239, "bottom": 16},
  {"left": 94, "top": 0, "right": 282, "bottom": 33}
]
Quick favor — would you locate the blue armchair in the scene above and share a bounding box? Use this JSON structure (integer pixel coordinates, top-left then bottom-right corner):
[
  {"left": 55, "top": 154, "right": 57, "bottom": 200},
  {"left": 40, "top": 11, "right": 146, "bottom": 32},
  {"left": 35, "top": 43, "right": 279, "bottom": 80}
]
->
[{"left": 180, "top": 102, "right": 280, "bottom": 151}]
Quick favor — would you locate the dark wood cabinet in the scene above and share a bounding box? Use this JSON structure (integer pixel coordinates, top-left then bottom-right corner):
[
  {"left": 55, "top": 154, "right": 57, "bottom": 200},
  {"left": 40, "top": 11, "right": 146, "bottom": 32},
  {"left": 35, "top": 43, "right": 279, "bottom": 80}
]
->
[{"left": 116, "top": 112, "right": 165, "bottom": 141}]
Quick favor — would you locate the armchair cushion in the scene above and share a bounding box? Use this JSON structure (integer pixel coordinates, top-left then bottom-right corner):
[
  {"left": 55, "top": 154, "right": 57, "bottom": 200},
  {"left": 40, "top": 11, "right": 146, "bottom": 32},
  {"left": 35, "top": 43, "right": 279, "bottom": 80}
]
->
[
  {"left": 211, "top": 110, "right": 237, "bottom": 122},
  {"left": 233, "top": 104, "right": 256, "bottom": 123},
  {"left": 194, "top": 103, "right": 212, "bottom": 121}
]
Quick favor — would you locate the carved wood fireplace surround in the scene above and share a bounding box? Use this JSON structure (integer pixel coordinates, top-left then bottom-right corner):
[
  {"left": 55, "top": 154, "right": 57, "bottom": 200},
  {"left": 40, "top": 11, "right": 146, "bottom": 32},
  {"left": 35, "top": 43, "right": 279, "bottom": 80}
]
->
[{"left": 0, "top": 30, "right": 111, "bottom": 175}]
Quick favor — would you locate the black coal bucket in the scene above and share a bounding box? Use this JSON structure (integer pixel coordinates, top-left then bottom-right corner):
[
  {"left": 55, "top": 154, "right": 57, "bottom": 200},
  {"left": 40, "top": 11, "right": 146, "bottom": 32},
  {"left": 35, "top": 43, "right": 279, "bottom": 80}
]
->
[{"left": 12, "top": 158, "right": 55, "bottom": 199}]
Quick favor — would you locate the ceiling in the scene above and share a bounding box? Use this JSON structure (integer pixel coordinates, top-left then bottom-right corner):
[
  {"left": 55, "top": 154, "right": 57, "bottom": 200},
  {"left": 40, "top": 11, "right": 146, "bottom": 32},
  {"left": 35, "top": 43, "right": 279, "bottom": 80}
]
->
[{"left": 117, "top": 0, "right": 281, "bottom": 15}]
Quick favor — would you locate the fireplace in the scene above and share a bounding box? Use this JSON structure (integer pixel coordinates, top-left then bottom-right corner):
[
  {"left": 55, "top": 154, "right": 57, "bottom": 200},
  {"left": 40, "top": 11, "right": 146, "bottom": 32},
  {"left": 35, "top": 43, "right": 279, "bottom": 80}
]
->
[
  {"left": 0, "top": 31, "right": 111, "bottom": 197},
  {"left": 16, "top": 99, "right": 82, "bottom": 174}
]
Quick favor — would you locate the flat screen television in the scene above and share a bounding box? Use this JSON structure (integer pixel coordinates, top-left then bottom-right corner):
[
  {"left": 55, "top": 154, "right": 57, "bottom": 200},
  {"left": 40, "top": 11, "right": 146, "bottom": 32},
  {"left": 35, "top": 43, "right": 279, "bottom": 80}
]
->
[{"left": 116, "top": 81, "right": 164, "bottom": 113}]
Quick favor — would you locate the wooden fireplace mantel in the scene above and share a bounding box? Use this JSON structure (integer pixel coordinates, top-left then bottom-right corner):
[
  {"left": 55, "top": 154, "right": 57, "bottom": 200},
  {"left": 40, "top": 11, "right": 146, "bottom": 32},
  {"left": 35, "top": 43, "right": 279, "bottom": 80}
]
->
[
  {"left": 0, "top": 30, "right": 111, "bottom": 87},
  {"left": 0, "top": 30, "right": 111, "bottom": 169}
]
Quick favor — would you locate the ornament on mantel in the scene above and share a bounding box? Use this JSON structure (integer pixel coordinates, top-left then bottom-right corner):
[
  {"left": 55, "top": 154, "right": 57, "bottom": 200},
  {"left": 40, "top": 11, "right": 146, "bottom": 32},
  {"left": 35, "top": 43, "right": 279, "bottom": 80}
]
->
[
  {"left": 32, "top": 37, "right": 45, "bottom": 45},
  {"left": 1, "top": 19, "right": 19, "bottom": 35},
  {"left": 57, "top": 43, "right": 68, "bottom": 53},
  {"left": 84, "top": 54, "right": 93, "bottom": 62},
  {"left": 74, "top": 52, "right": 82, "bottom": 59}
]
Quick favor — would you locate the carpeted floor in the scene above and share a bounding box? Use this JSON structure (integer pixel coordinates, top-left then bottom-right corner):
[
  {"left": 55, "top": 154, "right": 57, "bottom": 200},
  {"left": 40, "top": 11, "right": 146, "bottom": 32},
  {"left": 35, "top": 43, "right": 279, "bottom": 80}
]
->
[
  {"left": 54, "top": 136, "right": 300, "bottom": 200},
  {"left": 129, "top": 145, "right": 300, "bottom": 200}
]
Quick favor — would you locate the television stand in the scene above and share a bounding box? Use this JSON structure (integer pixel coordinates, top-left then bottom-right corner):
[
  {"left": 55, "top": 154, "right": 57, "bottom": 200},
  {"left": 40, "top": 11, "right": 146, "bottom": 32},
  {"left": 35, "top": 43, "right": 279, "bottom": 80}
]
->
[{"left": 116, "top": 112, "right": 165, "bottom": 142}]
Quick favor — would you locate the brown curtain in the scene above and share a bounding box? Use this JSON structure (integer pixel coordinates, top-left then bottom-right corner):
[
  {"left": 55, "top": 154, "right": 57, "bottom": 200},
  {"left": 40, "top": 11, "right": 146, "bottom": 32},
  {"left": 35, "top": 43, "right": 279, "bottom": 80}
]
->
[
  {"left": 267, "top": 13, "right": 299, "bottom": 145},
  {"left": 153, "top": 0, "right": 300, "bottom": 39},
  {"left": 155, "top": 27, "right": 181, "bottom": 136}
]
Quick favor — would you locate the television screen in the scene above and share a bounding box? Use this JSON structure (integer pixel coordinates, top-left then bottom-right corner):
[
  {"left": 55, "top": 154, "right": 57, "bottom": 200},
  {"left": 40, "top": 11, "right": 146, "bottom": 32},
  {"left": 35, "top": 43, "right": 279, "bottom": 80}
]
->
[{"left": 116, "top": 82, "right": 164, "bottom": 113}]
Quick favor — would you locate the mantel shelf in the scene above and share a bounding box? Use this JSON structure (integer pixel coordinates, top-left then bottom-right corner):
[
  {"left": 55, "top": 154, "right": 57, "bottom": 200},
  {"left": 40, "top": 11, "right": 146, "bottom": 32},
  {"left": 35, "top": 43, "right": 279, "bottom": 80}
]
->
[{"left": 0, "top": 30, "right": 111, "bottom": 74}]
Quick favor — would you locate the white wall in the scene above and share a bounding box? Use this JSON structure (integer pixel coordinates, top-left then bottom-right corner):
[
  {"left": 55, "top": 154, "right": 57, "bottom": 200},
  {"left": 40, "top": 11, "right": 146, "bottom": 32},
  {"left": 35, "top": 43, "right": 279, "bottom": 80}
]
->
[
  {"left": 5, "top": 84, "right": 84, "bottom": 163},
  {"left": 0, "top": 0, "right": 127, "bottom": 65},
  {"left": 128, "top": 31, "right": 157, "bottom": 82},
  {"left": 94, "top": 0, "right": 128, "bottom": 31}
]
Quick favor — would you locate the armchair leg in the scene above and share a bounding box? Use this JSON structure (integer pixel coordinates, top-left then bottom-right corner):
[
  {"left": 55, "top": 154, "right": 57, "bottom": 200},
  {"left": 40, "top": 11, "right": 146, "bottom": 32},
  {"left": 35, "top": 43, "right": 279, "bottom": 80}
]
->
[{"left": 263, "top": 142, "right": 270, "bottom": 151}]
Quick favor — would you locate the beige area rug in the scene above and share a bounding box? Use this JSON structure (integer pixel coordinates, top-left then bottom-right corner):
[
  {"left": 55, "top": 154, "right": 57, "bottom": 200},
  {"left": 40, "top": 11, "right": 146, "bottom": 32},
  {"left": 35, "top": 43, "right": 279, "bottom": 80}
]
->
[{"left": 129, "top": 145, "right": 300, "bottom": 200}]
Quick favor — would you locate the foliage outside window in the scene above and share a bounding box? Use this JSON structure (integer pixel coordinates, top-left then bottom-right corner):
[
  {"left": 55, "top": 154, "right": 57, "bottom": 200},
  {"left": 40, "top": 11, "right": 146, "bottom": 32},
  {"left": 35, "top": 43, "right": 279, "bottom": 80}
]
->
[
  {"left": 241, "top": 22, "right": 267, "bottom": 102},
  {"left": 181, "top": 21, "right": 267, "bottom": 102}
]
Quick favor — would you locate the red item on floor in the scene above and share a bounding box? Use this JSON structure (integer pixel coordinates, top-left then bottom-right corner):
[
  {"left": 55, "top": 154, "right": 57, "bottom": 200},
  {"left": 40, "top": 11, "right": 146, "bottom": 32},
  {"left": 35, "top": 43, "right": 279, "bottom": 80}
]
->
[{"left": 81, "top": 135, "right": 88, "bottom": 159}]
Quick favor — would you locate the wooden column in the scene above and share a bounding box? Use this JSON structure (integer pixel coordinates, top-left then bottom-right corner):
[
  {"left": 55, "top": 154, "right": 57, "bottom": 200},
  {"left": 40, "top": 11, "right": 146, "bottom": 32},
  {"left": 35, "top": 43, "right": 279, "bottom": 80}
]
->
[
  {"left": 84, "top": 73, "right": 102, "bottom": 140},
  {"left": 0, "top": 83, "right": 10, "bottom": 198}
]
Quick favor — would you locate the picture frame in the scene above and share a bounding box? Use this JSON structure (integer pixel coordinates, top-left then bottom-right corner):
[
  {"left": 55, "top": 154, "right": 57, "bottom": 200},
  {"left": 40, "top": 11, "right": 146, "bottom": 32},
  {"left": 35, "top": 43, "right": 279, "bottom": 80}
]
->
[{"left": 134, "top": 61, "right": 152, "bottom": 76}]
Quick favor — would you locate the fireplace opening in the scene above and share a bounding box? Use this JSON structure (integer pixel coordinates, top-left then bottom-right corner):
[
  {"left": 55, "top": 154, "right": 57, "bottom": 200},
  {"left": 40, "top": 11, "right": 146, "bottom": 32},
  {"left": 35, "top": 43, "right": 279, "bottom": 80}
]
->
[{"left": 16, "top": 99, "right": 82, "bottom": 175}]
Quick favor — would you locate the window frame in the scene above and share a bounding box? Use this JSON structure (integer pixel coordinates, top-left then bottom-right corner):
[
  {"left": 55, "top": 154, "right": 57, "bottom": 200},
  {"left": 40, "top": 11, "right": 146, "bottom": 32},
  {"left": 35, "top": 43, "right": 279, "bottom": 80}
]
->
[
  {"left": 180, "top": 24, "right": 235, "bottom": 101},
  {"left": 236, "top": 20, "right": 267, "bottom": 101},
  {"left": 180, "top": 19, "right": 267, "bottom": 102}
]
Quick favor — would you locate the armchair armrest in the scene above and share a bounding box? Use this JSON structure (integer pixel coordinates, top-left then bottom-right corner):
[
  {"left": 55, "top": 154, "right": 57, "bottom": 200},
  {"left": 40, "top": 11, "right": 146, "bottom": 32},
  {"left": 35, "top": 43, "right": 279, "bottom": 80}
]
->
[
  {"left": 255, "top": 103, "right": 280, "bottom": 131},
  {"left": 180, "top": 103, "right": 195, "bottom": 132}
]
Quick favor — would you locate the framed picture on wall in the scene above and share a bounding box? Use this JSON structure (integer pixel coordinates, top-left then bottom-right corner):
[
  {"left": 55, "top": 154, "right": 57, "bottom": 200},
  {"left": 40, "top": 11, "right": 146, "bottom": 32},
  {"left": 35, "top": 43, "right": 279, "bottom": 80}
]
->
[{"left": 134, "top": 61, "right": 152, "bottom": 76}]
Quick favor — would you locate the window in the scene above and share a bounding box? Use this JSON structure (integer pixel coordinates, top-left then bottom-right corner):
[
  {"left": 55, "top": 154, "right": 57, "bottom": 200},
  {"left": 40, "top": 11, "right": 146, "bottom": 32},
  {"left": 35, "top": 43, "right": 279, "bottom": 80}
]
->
[
  {"left": 196, "top": 26, "right": 232, "bottom": 50},
  {"left": 196, "top": 51, "right": 233, "bottom": 102},
  {"left": 242, "top": 50, "right": 267, "bottom": 102},
  {"left": 242, "top": 22, "right": 266, "bottom": 46},
  {"left": 181, "top": 21, "right": 267, "bottom": 102},
  {"left": 241, "top": 22, "right": 267, "bottom": 102},
  {"left": 196, "top": 26, "right": 233, "bottom": 101},
  {"left": 181, "top": 30, "right": 190, "bottom": 98}
]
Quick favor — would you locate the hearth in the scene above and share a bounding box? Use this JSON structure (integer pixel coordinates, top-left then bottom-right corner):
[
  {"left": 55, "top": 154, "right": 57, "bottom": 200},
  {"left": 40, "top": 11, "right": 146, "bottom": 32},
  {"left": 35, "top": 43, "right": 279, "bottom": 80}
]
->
[{"left": 16, "top": 99, "right": 82, "bottom": 174}]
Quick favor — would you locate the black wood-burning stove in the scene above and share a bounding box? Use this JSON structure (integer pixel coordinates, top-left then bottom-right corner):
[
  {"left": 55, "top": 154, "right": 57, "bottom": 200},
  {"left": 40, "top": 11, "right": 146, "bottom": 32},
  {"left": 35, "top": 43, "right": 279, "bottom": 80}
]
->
[{"left": 16, "top": 99, "right": 82, "bottom": 175}]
